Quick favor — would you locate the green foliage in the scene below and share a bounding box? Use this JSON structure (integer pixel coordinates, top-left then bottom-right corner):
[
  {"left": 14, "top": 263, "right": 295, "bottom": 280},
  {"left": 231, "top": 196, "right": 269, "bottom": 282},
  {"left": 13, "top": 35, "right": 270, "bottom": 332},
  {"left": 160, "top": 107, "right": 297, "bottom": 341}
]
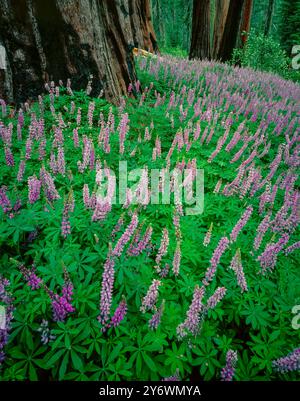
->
[{"left": 232, "top": 31, "right": 300, "bottom": 81}]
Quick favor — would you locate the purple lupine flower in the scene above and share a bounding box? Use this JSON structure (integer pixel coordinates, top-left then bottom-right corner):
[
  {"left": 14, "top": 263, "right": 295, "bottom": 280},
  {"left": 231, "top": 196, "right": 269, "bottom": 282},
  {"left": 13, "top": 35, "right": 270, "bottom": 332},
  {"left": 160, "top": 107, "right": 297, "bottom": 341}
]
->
[
  {"left": 140, "top": 279, "right": 161, "bottom": 313},
  {"left": 257, "top": 233, "right": 290, "bottom": 274},
  {"left": 128, "top": 225, "right": 153, "bottom": 256},
  {"left": 203, "top": 223, "right": 213, "bottom": 247},
  {"left": 253, "top": 214, "right": 271, "bottom": 250},
  {"left": 221, "top": 350, "right": 238, "bottom": 381},
  {"left": 25, "top": 136, "right": 32, "bottom": 160},
  {"left": 111, "top": 215, "right": 125, "bottom": 241},
  {"left": 229, "top": 250, "right": 248, "bottom": 292},
  {"left": 57, "top": 146, "right": 65, "bottom": 175},
  {"left": 40, "top": 167, "right": 60, "bottom": 201},
  {"left": 285, "top": 241, "right": 300, "bottom": 255},
  {"left": 0, "top": 186, "right": 11, "bottom": 214},
  {"left": 0, "top": 277, "right": 14, "bottom": 366},
  {"left": 61, "top": 191, "right": 74, "bottom": 238},
  {"left": 73, "top": 128, "right": 79, "bottom": 148},
  {"left": 110, "top": 298, "right": 127, "bottom": 327},
  {"left": 19, "top": 264, "right": 42, "bottom": 290},
  {"left": 177, "top": 285, "right": 205, "bottom": 338},
  {"left": 203, "top": 237, "right": 229, "bottom": 286},
  {"left": 38, "top": 138, "right": 47, "bottom": 160},
  {"left": 272, "top": 348, "right": 300, "bottom": 373},
  {"left": 28, "top": 175, "right": 41, "bottom": 204},
  {"left": 112, "top": 212, "right": 138, "bottom": 257},
  {"left": 162, "top": 369, "right": 180, "bottom": 381},
  {"left": 172, "top": 242, "right": 181, "bottom": 276},
  {"left": 155, "top": 228, "right": 169, "bottom": 269},
  {"left": 4, "top": 147, "right": 14, "bottom": 166},
  {"left": 50, "top": 279, "right": 75, "bottom": 322},
  {"left": 229, "top": 206, "right": 253, "bottom": 243},
  {"left": 149, "top": 301, "right": 165, "bottom": 330},
  {"left": 159, "top": 263, "right": 170, "bottom": 278},
  {"left": 98, "top": 251, "right": 116, "bottom": 328},
  {"left": 206, "top": 287, "right": 227, "bottom": 309},
  {"left": 83, "top": 184, "right": 91, "bottom": 209}
]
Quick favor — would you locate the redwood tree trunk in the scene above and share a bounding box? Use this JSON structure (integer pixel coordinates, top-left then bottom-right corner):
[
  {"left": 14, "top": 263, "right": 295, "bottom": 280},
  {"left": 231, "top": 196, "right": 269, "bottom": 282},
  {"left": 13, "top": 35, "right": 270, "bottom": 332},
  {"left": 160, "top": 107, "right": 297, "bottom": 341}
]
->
[
  {"left": 189, "top": 0, "right": 211, "bottom": 60},
  {"left": 217, "top": 0, "right": 245, "bottom": 61},
  {"left": 0, "top": 0, "right": 156, "bottom": 105},
  {"left": 212, "top": 0, "right": 230, "bottom": 59},
  {"left": 239, "top": 0, "right": 253, "bottom": 46}
]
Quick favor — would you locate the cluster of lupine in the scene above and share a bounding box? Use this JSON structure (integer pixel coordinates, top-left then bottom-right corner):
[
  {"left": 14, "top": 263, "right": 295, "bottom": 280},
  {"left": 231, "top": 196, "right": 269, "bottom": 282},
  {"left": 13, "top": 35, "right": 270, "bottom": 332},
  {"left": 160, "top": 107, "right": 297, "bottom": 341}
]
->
[
  {"left": 220, "top": 350, "right": 238, "bottom": 381},
  {"left": 0, "top": 52, "right": 299, "bottom": 381},
  {"left": 272, "top": 348, "right": 300, "bottom": 373},
  {"left": 0, "top": 277, "right": 14, "bottom": 365}
]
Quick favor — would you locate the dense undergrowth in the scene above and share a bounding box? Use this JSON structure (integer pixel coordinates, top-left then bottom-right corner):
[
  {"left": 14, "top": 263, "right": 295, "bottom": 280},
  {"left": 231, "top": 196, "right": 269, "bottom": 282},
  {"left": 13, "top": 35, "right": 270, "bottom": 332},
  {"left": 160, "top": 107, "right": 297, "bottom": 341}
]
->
[{"left": 0, "top": 55, "right": 299, "bottom": 380}]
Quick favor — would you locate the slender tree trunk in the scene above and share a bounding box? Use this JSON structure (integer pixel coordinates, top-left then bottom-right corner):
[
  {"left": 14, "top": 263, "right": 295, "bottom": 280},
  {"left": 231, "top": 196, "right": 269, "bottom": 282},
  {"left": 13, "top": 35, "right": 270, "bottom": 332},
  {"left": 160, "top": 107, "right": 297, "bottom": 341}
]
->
[
  {"left": 0, "top": 0, "right": 157, "bottom": 104},
  {"left": 239, "top": 0, "right": 253, "bottom": 46},
  {"left": 212, "top": 0, "right": 230, "bottom": 59},
  {"left": 217, "top": 0, "right": 245, "bottom": 61},
  {"left": 264, "top": 0, "right": 275, "bottom": 36},
  {"left": 189, "top": 0, "right": 211, "bottom": 60}
]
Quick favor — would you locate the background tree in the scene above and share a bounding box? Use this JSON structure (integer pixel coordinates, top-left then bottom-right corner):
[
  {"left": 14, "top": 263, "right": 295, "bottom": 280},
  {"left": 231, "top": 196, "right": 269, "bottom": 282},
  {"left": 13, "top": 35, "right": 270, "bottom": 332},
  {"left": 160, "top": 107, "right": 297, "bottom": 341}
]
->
[
  {"left": 212, "top": 0, "right": 230, "bottom": 59},
  {"left": 264, "top": 0, "right": 275, "bottom": 36},
  {"left": 0, "top": 0, "right": 157, "bottom": 104},
  {"left": 279, "top": 0, "right": 300, "bottom": 54},
  {"left": 218, "top": 0, "right": 246, "bottom": 61},
  {"left": 189, "top": 0, "right": 211, "bottom": 60}
]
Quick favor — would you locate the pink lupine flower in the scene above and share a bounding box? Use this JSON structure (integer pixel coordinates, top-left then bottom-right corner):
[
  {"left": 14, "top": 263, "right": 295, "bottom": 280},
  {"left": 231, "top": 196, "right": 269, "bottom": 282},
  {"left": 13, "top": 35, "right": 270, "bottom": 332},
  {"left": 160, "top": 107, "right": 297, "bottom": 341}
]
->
[
  {"left": 25, "top": 137, "right": 32, "bottom": 160},
  {"left": 253, "top": 214, "right": 271, "bottom": 250},
  {"left": 229, "top": 206, "right": 253, "bottom": 243},
  {"left": 73, "top": 128, "right": 79, "bottom": 148},
  {"left": 203, "top": 237, "right": 230, "bottom": 286},
  {"left": 229, "top": 249, "right": 248, "bottom": 292},
  {"left": 40, "top": 167, "right": 60, "bottom": 201},
  {"left": 285, "top": 241, "right": 300, "bottom": 255},
  {"left": 213, "top": 179, "right": 222, "bottom": 194},
  {"left": 28, "top": 176, "right": 41, "bottom": 204},
  {"left": 128, "top": 225, "right": 153, "bottom": 256},
  {"left": 76, "top": 107, "right": 82, "bottom": 126},
  {"left": 98, "top": 249, "right": 115, "bottom": 328},
  {"left": 57, "top": 146, "right": 65, "bottom": 175},
  {"left": 112, "top": 212, "right": 138, "bottom": 257},
  {"left": 206, "top": 287, "right": 227, "bottom": 309},
  {"left": 0, "top": 186, "right": 11, "bottom": 213},
  {"left": 177, "top": 285, "right": 205, "bottom": 338},
  {"left": 83, "top": 184, "right": 91, "bottom": 209},
  {"left": 172, "top": 242, "right": 181, "bottom": 276},
  {"left": 257, "top": 233, "right": 290, "bottom": 274},
  {"left": 203, "top": 223, "right": 213, "bottom": 247},
  {"left": 149, "top": 300, "right": 165, "bottom": 330},
  {"left": 140, "top": 279, "right": 161, "bottom": 313},
  {"left": 118, "top": 113, "right": 129, "bottom": 154},
  {"left": 155, "top": 228, "right": 169, "bottom": 269},
  {"left": 111, "top": 214, "right": 125, "bottom": 241}
]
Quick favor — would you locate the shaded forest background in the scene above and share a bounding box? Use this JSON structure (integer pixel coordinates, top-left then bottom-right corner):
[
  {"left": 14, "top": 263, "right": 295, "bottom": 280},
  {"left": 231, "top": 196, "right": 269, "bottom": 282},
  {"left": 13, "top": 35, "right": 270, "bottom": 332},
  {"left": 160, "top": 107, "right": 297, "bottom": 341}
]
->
[{"left": 151, "top": 0, "right": 300, "bottom": 56}]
